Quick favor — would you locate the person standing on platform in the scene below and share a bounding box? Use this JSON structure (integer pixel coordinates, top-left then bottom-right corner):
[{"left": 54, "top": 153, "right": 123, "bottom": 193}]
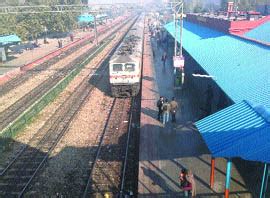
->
[
  {"left": 60, "top": 39, "right": 63, "bottom": 48},
  {"left": 179, "top": 168, "right": 192, "bottom": 197},
  {"left": 70, "top": 33, "right": 74, "bottom": 42},
  {"left": 162, "top": 98, "right": 171, "bottom": 125},
  {"left": 58, "top": 40, "right": 61, "bottom": 48},
  {"left": 161, "top": 52, "right": 167, "bottom": 67},
  {"left": 156, "top": 96, "right": 164, "bottom": 121},
  {"left": 170, "top": 97, "right": 179, "bottom": 123}
]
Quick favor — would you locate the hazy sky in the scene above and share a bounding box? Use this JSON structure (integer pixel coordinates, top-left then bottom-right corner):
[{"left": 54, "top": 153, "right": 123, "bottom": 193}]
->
[
  {"left": 88, "top": 0, "right": 144, "bottom": 4},
  {"left": 87, "top": 0, "right": 222, "bottom": 6}
]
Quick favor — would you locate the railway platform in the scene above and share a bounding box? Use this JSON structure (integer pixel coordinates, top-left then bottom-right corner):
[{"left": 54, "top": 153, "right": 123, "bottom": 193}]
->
[{"left": 138, "top": 27, "right": 258, "bottom": 197}]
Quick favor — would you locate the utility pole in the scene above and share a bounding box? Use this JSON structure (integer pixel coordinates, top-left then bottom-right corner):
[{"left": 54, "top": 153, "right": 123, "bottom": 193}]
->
[
  {"left": 180, "top": 2, "right": 183, "bottom": 57},
  {"left": 174, "top": 0, "right": 177, "bottom": 57},
  {"left": 171, "top": 0, "right": 185, "bottom": 88},
  {"left": 94, "top": 14, "right": 99, "bottom": 46},
  {"left": 171, "top": 0, "right": 184, "bottom": 56}
]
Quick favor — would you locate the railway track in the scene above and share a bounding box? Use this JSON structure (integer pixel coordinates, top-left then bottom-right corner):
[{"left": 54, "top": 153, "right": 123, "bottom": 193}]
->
[
  {"left": 0, "top": 18, "right": 133, "bottom": 133},
  {"left": 83, "top": 97, "right": 132, "bottom": 198},
  {"left": 0, "top": 17, "right": 137, "bottom": 197},
  {"left": 82, "top": 47, "right": 142, "bottom": 198},
  {"left": 0, "top": 38, "right": 89, "bottom": 97},
  {"left": 0, "top": 18, "right": 125, "bottom": 97},
  {"left": 83, "top": 16, "right": 145, "bottom": 197}
]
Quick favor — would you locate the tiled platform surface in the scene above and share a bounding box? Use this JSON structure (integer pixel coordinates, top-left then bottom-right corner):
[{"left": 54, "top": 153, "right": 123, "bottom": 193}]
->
[{"left": 138, "top": 26, "right": 262, "bottom": 198}]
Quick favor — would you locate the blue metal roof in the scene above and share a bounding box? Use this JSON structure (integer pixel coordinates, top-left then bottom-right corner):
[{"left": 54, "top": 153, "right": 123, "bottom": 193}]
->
[
  {"left": 78, "top": 14, "right": 108, "bottom": 23},
  {"left": 196, "top": 100, "right": 270, "bottom": 163},
  {"left": 244, "top": 21, "right": 270, "bottom": 44},
  {"left": 78, "top": 14, "right": 94, "bottom": 23},
  {"left": 0, "top": 34, "right": 21, "bottom": 45},
  {"left": 164, "top": 21, "right": 270, "bottom": 109}
]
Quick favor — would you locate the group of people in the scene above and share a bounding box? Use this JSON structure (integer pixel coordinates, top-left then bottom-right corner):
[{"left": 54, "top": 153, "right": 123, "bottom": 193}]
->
[
  {"left": 157, "top": 96, "right": 179, "bottom": 125},
  {"left": 179, "top": 168, "right": 196, "bottom": 197}
]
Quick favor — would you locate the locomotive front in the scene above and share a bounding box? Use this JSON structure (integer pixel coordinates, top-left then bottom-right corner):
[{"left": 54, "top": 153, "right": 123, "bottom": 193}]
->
[{"left": 109, "top": 16, "right": 144, "bottom": 97}]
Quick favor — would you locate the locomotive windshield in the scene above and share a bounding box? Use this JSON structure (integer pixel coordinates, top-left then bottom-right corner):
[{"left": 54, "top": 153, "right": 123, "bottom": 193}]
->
[
  {"left": 125, "top": 63, "right": 135, "bottom": 72},
  {"left": 113, "top": 64, "right": 123, "bottom": 71}
]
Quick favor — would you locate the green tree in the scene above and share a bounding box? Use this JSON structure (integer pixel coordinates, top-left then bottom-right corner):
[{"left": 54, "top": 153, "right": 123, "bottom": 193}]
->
[{"left": 0, "top": 0, "right": 81, "bottom": 41}]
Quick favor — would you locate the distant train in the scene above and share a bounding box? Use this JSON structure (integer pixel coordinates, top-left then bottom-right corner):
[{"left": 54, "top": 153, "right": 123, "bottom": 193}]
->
[{"left": 109, "top": 15, "right": 144, "bottom": 97}]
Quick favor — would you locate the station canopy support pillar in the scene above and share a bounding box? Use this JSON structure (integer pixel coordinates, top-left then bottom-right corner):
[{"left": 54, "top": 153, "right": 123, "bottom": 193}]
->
[
  {"left": 210, "top": 157, "right": 215, "bottom": 188},
  {"left": 260, "top": 163, "right": 269, "bottom": 198},
  {"left": 225, "top": 158, "right": 232, "bottom": 198}
]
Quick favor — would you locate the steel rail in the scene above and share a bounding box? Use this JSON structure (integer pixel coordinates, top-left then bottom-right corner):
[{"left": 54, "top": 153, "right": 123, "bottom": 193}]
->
[
  {"left": 0, "top": 17, "right": 137, "bottom": 197},
  {"left": 119, "top": 97, "right": 134, "bottom": 198}
]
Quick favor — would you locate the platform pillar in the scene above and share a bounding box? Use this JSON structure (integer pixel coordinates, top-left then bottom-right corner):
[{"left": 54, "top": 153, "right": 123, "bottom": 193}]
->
[
  {"left": 260, "top": 163, "right": 269, "bottom": 198},
  {"left": 210, "top": 157, "right": 215, "bottom": 188},
  {"left": 225, "top": 158, "right": 232, "bottom": 198}
]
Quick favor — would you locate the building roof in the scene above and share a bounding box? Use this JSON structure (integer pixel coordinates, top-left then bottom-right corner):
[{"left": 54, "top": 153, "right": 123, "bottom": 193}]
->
[
  {"left": 78, "top": 14, "right": 94, "bottom": 23},
  {"left": 244, "top": 21, "right": 270, "bottom": 44},
  {"left": 0, "top": 34, "right": 21, "bottom": 46},
  {"left": 195, "top": 100, "right": 270, "bottom": 163},
  {"left": 78, "top": 13, "right": 108, "bottom": 23},
  {"left": 164, "top": 21, "right": 270, "bottom": 108}
]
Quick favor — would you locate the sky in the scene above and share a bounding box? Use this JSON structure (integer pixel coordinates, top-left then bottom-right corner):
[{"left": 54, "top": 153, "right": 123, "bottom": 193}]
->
[
  {"left": 87, "top": 0, "right": 222, "bottom": 5},
  {"left": 88, "top": 0, "right": 143, "bottom": 4}
]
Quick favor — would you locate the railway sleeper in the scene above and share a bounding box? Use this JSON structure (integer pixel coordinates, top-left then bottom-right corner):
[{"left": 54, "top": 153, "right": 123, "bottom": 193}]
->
[
  {"left": 2, "top": 174, "right": 31, "bottom": 180},
  {"left": 0, "top": 181, "right": 27, "bottom": 189},
  {"left": 12, "top": 161, "right": 42, "bottom": 166},
  {"left": 0, "top": 191, "right": 21, "bottom": 197},
  {"left": 8, "top": 168, "right": 35, "bottom": 174}
]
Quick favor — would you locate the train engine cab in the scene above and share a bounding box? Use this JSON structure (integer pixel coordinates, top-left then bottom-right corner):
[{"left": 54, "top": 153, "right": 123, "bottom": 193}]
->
[{"left": 109, "top": 60, "right": 141, "bottom": 97}]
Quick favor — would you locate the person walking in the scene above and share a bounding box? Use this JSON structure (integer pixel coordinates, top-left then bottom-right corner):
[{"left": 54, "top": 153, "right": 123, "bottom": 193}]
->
[
  {"left": 170, "top": 97, "right": 179, "bottom": 123},
  {"left": 162, "top": 98, "right": 170, "bottom": 125},
  {"left": 156, "top": 96, "right": 164, "bottom": 121},
  {"left": 161, "top": 52, "right": 167, "bottom": 67}
]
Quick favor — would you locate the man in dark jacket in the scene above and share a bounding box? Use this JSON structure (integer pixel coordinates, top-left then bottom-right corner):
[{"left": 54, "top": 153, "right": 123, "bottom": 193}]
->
[{"left": 157, "top": 96, "right": 164, "bottom": 121}]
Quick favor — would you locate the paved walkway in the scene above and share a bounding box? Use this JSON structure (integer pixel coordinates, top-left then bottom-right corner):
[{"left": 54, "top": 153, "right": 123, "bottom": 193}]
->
[{"left": 138, "top": 26, "right": 260, "bottom": 198}]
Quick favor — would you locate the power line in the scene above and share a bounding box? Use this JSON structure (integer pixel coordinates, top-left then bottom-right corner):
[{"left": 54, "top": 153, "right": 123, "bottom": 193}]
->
[{"left": 0, "top": 3, "right": 137, "bottom": 14}]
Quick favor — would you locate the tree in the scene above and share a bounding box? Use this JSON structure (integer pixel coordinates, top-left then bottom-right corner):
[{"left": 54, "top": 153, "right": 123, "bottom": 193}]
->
[{"left": 0, "top": 0, "right": 81, "bottom": 41}]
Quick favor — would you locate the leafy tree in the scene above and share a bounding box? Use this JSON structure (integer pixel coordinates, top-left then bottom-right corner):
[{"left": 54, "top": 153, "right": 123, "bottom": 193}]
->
[{"left": 0, "top": 0, "right": 81, "bottom": 41}]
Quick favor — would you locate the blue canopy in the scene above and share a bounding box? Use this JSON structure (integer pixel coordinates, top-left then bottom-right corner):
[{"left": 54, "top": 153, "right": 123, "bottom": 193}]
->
[
  {"left": 0, "top": 34, "right": 21, "bottom": 45},
  {"left": 165, "top": 20, "right": 270, "bottom": 163},
  {"left": 78, "top": 14, "right": 94, "bottom": 23},
  {"left": 164, "top": 21, "right": 270, "bottom": 109},
  {"left": 196, "top": 100, "right": 270, "bottom": 163},
  {"left": 78, "top": 13, "right": 108, "bottom": 23}
]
